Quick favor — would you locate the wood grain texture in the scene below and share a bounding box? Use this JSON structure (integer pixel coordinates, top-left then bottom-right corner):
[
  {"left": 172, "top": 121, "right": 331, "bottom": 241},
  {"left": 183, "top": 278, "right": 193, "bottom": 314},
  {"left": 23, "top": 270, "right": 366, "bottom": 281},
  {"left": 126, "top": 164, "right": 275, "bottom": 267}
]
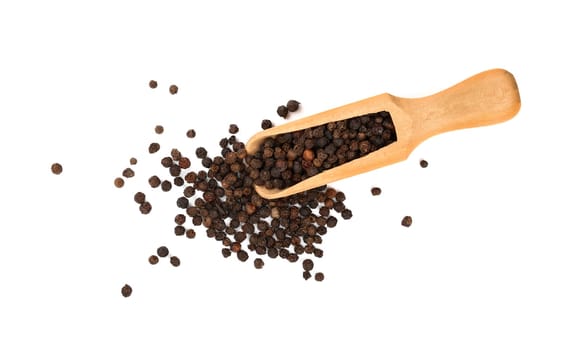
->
[{"left": 246, "top": 69, "right": 521, "bottom": 199}]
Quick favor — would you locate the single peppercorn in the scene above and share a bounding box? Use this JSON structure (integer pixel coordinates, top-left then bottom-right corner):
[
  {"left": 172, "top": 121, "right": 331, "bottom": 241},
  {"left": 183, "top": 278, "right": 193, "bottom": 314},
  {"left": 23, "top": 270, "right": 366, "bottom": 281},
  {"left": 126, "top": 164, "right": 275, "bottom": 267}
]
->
[
  {"left": 222, "top": 248, "right": 231, "bottom": 258},
  {"left": 148, "top": 255, "right": 159, "bottom": 265},
  {"left": 341, "top": 209, "right": 353, "bottom": 220},
  {"left": 195, "top": 147, "right": 208, "bottom": 159},
  {"left": 122, "top": 168, "right": 135, "bottom": 178},
  {"left": 157, "top": 246, "right": 169, "bottom": 258},
  {"left": 50, "top": 163, "right": 63, "bottom": 175},
  {"left": 186, "top": 229, "right": 196, "bottom": 239},
  {"left": 277, "top": 105, "right": 288, "bottom": 118},
  {"left": 254, "top": 258, "right": 264, "bottom": 269},
  {"left": 314, "top": 272, "right": 325, "bottom": 281},
  {"left": 121, "top": 284, "right": 132, "bottom": 297},
  {"left": 129, "top": 157, "right": 137, "bottom": 165},
  {"left": 186, "top": 129, "right": 196, "bottom": 138},
  {"left": 174, "top": 177, "right": 184, "bottom": 186},
  {"left": 302, "top": 259, "right": 314, "bottom": 271},
  {"left": 149, "top": 80, "right": 158, "bottom": 89},
  {"left": 148, "top": 143, "right": 160, "bottom": 154},
  {"left": 237, "top": 250, "right": 249, "bottom": 262},
  {"left": 170, "top": 256, "right": 181, "bottom": 267},
  {"left": 229, "top": 124, "right": 239, "bottom": 134},
  {"left": 139, "top": 201, "right": 152, "bottom": 214},
  {"left": 161, "top": 180, "right": 172, "bottom": 192},
  {"left": 303, "top": 271, "right": 312, "bottom": 280},
  {"left": 261, "top": 119, "right": 273, "bottom": 130},
  {"left": 286, "top": 100, "right": 300, "bottom": 112},
  {"left": 371, "top": 187, "right": 382, "bottom": 196},
  {"left": 134, "top": 192, "right": 146, "bottom": 204},
  {"left": 401, "top": 216, "right": 413, "bottom": 227},
  {"left": 176, "top": 197, "right": 189, "bottom": 209},
  {"left": 154, "top": 125, "right": 164, "bottom": 134},
  {"left": 169, "top": 84, "right": 178, "bottom": 95},
  {"left": 114, "top": 177, "right": 125, "bottom": 188},
  {"left": 420, "top": 159, "right": 429, "bottom": 168}
]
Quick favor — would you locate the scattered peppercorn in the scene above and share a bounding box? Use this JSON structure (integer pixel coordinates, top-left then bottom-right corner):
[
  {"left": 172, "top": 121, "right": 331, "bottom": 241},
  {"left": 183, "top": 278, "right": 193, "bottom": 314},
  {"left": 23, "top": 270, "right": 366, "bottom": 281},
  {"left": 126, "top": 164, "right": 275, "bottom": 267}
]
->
[
  {"left": 254, "top": 258, "right": 264, "bottom": 269},
  {"left": 139, "top": 201, "right": 152, "bottom": 214},
  {"left": 134, "top": 192, "right": 146, "bottom": 204},
  {"left": 148, "top": 143, "right": 160, "bottom": 154},
  {"left": 401, "top": 216, "right": 412, "bottom": 227},
  {"left": 314, "top": 272, "right": 325, "bottom": 282},
  {"left": 161, "top": 180, "right": 172, "bottom": 192},
  {"left": 114, "top": 177, "right": 125, "bottom": 188},
  {"left": 170, "top": 256, "right": 181, "bottom": 267},
  {"left": 302, "top": 259, "right": 314, "bottom": 271},
  {"left": 121, "top": 284, "right": 132, "bottom": 297},
  {"left": 186, "top": 129, "right": 196, "bottom": 138},
  {"left": 157, "top": 246, "right": 169, "bottom": 258},
  {"left": 276, "top": 105, "right": 288, "bottom": 118},
  {"left": 371, "top": 187, "right": 382, "bottom": 196},
  {"left": 261, "top": 119, "right": 273, "bottom": 130},
  {"left": 51, "top": 163, "right": 63, "bottom": 175},
  {"left": 148, "top": 255, "right": 159, "bottom": 265},
  {"left": 149, "top": 80, "right": 158, "bottom": 89},
  {"left": 286, "top": 100, "right": 300, "bottom": 112},
  {"left": 420, "top": 159, "right": 429, "bottom": 168},
  {"left": 222, "top": 248, "right": 231, "bottom": 258},
  {"left": 148, "top": 175, "right": 161, "bottom": 188},
  {"left": 176, "top": 197, "right": 189, "bottom": 209},
  {"left": 129, "top": 157, "right": 138, "bottom": 165},
  {"left": 186, "top": 229, "right": 196, "bottom": 239},
  {"left": 237, "top": 250, "right": 249, "bottom": 262},
  {"left": 169, "top": 84, "right": 178, "bottom": 95},
  {"left": 228, "top": 124, "right": 239, "bottom": 134},
  {"left": 122, "top": 168, "right": 135, "bottom": 178},
  {"left": 155, "top": 125, "right": 164, "bottom": 134}
]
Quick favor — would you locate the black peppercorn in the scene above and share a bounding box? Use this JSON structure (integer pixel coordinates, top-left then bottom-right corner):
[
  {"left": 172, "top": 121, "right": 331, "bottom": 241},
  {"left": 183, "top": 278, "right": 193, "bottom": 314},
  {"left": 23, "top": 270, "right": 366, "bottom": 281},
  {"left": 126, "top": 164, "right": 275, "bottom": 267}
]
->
[
  {"left": 121, "top": 284, "right": 132, "bottom": 297},
  {"left": 169, "top": 84, "right": 178, "bottom": 95},
  {"left": 51, "top": 163, "right": 63, "bottom": 175},
  {"left": 122, "top": 168, "right": 135, "bottom": 178},
  {"left": 286, "top": 100, "right": 300, "bottom": 112},
  {"left": 302, "top": 259, "right": 314, "bottom": 271},
  {"left": 134, "top": 192, "right": 146, "bottom": 204},
  {"left": 277, "top": 105, "right": 288, "bottom": 118},
  {"left": 401, "top": 216, "right": 413, "bottom": 227},
  {"left": 186, "top": 129, "right": 196, "bottom": 138},
  {"left": 114, "top": 177, "right": 124, "bottom": 188},
  {"left": 314, "top": 272, "right": 324, "bottom": 281},
  {"left": 170, "top": 256, "right": 181, "bottom": 267},
  {"left": 261, "top": 119, "right": 273, "bottom": 130},
  {"left": 139, "top": 202, "right": 152, "bottom": 214},
  {"left": 149, "top": 255, "right": 159, "bottom": 265},
  {"left": 176, "top": 197, "right": 189, "bottom": 209},
  {"left": 161, "top": 180, "right": 172, "bottom": 192},
  {"left": 148, "top": 142, "right": 160, "bottom": 154},
  {"left": 420, "top": 159, "right": 428, "bottom": 168},
  {"left": 149, "top": 80, "right": 158, "bottom": 89},
  {"left": 157, "top": 246, "right": 169, "bottom": 257},
  {"left": 229, "top": 124, "right": 239, "bottom": 134},
  {"left": 237, "top": 250, "right": 249, "bottom": 262},
  {"left": 254, "top": 258, "right": 264, "bottom": 269}
]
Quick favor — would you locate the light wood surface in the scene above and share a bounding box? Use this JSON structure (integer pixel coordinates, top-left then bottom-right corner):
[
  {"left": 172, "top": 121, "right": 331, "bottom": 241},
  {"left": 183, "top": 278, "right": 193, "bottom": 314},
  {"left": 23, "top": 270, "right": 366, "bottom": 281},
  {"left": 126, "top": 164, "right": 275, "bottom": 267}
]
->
[{"left": 246, "top": 69, "right": 521, "bottom": 199}]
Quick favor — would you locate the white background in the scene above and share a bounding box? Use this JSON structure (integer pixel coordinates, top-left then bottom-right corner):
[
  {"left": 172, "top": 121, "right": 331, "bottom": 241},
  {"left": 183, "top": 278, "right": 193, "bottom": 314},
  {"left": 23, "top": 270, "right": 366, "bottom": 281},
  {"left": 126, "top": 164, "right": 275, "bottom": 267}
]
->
[{"left": 1, "top": 1, "right": 579, "bottom": 349}]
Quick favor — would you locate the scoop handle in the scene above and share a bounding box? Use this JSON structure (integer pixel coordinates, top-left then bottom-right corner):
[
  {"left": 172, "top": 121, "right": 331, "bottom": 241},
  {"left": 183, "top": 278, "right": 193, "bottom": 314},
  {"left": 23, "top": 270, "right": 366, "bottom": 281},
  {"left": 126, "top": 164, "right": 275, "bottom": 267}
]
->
[{"left": 406, "top": 69, "right": 521, "bottom": 143}]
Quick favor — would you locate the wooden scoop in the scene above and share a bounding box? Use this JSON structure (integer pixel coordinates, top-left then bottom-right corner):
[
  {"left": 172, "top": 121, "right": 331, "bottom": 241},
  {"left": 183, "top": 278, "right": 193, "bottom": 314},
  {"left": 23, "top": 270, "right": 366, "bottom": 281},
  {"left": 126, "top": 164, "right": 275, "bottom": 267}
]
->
[{"left": 246, "top": 68, "right": 521, "bottom": 199}]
